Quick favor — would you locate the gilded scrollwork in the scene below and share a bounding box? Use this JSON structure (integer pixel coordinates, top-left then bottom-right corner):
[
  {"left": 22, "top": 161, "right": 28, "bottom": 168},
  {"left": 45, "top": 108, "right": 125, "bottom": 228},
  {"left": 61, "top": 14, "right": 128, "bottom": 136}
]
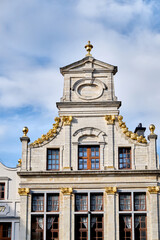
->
[
  {"left": 62, "top": 116, "right": 73, "bottom": 126},
  {"left": 30, "top": 117, "right": 61, "bottom": 147},
  {"left": 61, "top": 187, "right": 73, "bottom": 195},
  {"left": 105, "top": 115, "right": 116, "bottom": 125},
  {"left": 105, "top": 187, "right": 117, "bottom": 194},
  {"left": 18, "top": 188, "right": 30, "bottom": 196},
  {"left": 148, "top": 186, "right": 160, "bottom": 194}
]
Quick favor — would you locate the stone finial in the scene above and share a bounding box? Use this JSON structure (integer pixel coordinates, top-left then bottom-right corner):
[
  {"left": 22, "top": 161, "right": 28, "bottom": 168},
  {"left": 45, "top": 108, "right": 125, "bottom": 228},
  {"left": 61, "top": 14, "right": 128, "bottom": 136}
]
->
[
  {"left": 18, "top": 158, "right": 22, "bottom": 167},
  {"left": 22, "top": 126, "right": 29, "bottom": 137},
  {"left": 149, "top": 124, "right": 155, "bottom": 135},
  {"left": 85, "top": 41, "right": 93, "bottom": 56}
]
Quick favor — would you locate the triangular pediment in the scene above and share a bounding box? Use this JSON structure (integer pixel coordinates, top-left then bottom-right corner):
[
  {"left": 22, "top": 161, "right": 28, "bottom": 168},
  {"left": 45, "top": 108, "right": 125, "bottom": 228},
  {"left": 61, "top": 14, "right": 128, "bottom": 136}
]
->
[{"left": 60, "top": 56, "right": 117, "bottom": 75}]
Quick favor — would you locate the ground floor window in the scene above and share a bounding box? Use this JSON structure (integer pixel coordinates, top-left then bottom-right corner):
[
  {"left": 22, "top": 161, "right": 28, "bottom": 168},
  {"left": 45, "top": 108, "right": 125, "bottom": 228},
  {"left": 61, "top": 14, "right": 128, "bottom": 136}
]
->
[
  {"left": 119, "top": 191, "right": 147, "bottom": 240},
  {"left": 0, "top": 222, "right": 11, "bottom": 240},
  {"left": 31, "top": 192, "right": 59, "bottom": 240},
  {"left": 75, "top": 192, "right": 104, "bottom": 240}
]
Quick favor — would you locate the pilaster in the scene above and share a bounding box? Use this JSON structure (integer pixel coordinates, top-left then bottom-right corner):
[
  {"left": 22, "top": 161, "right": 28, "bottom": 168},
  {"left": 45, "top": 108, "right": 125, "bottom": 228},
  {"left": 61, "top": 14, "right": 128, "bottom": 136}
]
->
[
  {"left": 105, "top": 187, "right": 117, "bottom": 240},
  {"left": 18, "top": 188, "right": 30, "bottom": 240},
  {"left": 61, "top": 188, "right": 73, "bottom": 240},
  {"left": 62, "top": 116, "right": 73, "bottom": 170},
  {"left": 20, "top": 127, "right": 30, "bottom": 171},
  {"left": 148, "top": 125, "right": 158, "bottom": 169},
  {"left": 148, "top": 186, "right": 160, "bottom": 240}
]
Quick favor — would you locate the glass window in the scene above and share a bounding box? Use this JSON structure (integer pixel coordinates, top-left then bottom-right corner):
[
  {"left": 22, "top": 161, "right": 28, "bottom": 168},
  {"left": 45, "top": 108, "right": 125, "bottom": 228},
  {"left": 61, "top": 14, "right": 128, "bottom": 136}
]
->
[
  {"left": 75, "top": 194, "right": 88, "bottom": 211},
  {"left": 46, "top": 215, "right": 59, "bottom": 240},
  {"left": 0, "top": 183, "right": 5, "bottom": 200},
  {"left": 120, "top": 215, "right": 132, "bottom": 240},
  {"left": 91, "top": 215, "right": 103, "bottom": 240},
  {"left": 31, "top": 216, "right": 44, "bottom": 240},
  {"left": 90, "top": 193, "right": 103, "bottom": 211},
  {"left": 135, "top": 215, "right": 147, "bottom": 240},
  {"left": 119, "top": 193, "right": 131, "bottom": 211},
  {"left": 47, "top": 194, "right": 59, "bottom": 212},
  {"left": 134, "top": 193, "right": 146, "bottom": 211},
  {"left": 0, "top": 223, "right": 11, "bottom": 239},
  {"left": 78, "top": 146, "right": 100, "bottom": 170},
  {"left": 119, "top": 147, "right": 131, "bottom": 169},
  {"left": 32, "top": 194, "right": 44, "bottom": 212},
  {"left": 47, "top": 149, "right": 59, "bottom": 170}
]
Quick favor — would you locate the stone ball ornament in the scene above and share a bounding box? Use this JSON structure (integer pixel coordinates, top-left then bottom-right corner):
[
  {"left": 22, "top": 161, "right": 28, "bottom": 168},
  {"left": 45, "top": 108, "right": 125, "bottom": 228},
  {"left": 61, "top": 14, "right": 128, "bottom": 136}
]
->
[
  {"left": 22, "top": 126, "right": 29, "bottom": 137},
  {"left": 149, "top": 124, "right": 155, "bottom": 134}
]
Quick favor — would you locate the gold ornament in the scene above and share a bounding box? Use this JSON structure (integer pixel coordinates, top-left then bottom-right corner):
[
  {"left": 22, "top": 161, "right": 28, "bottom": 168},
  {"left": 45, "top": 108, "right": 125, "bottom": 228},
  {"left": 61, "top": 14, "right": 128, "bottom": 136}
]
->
[{"left": 85, "top": 41, "right": 93, "bottom": 56}]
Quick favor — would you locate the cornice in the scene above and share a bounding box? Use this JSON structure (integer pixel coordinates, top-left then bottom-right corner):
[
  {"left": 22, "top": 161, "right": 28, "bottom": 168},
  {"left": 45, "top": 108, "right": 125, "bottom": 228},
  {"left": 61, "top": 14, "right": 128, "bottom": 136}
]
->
[
  {"left": 17, "top": 169, "right": 160, "bottom": 177},
  {"left": 56, "top": 101, "right": 121, "bottom": 109}
]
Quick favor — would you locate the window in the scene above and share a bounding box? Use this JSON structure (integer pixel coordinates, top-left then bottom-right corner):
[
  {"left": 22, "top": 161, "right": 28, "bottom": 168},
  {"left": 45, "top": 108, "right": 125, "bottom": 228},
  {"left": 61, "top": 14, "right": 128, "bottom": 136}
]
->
[
  {"left": 75, "top": 192, "right": 104, "bottom": 240},
  {"left": 0, "top": 223, "right": 11, "bottom": 240},
  {"left": 0, "top": 183, "right": 5, "bottom": 200},
  {"left": 119, "top": 147, "right": 131, "bottom": 169},
  {"left": 47, "top": 149, "right": 59, "bottom": 170},
  {"left": 78, "top": 146, "right": 100, "bottom": 170},
  {"left": 32, "top": 194, "right": 44, "bottom": 212},
  {"left": 119, "top": 192, "right": 147, "bottom": 240},
  {"left": 119, "top": 193, "right": 131, "bottom": 211},
  {"left": 31, "top": 193, "right": 59, "bottom": 240}
]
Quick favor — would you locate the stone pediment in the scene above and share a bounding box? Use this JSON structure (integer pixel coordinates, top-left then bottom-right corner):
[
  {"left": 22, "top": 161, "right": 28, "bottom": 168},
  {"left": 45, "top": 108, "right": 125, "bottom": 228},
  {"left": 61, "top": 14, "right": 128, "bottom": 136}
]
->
[{"left": 60, "top": 56, "right": 117, "bottom": 75}]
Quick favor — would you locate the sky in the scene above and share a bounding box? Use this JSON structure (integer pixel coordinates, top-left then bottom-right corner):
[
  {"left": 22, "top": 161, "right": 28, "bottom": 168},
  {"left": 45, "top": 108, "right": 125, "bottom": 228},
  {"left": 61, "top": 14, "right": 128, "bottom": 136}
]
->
[{"left": 0, "top": 0, "right": 160, "bottom": 167}]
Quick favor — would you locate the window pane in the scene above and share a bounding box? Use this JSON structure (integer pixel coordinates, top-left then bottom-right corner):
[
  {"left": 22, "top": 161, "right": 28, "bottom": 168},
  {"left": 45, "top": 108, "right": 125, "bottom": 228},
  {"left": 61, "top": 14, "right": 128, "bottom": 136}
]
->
[
  {"left": 46, "top": 215, "right": 59, "bottom": 240},
  {"left": 47, "top": 194, "right": 59, "bottom": 212},
  {"left": 75, "top": 194, "right": 88, "bottom": 211},
  {"left": 0, "top": 183, "right": 5, "bottom": 199},
  {"left": 119, "top": 194, "right": 131, "bottom": 211},
  {"left": 75, "top": 215, "right": 88, "bottom": 240},
  {"left": 91, "top": 194, "right": 103, "bottom": 211},
  {"left": 120, "top": 215, "right": 132, "bottom": 240},
  {"left": 78, "top": 146, "right": 100, "bottom": 170},
  {"left": 134, "top": 193, "right": 146, "bottom": 211},
  {"left": 32, "top": 194, "right": 44, "bottom": 212},
  {"left": 47, "top": 149, "right": 59, "bottom": 170},
  {"left": 119, "top": 147, "right": 131, "bottom": 169},
  {"left": 91, "top": 215, "right": 103, "bottom": 240},
  {"left": 135, "top": 215, "right": 147, "bottom": 240},
  {"left": 31, "top": 216, "right": 44, "bottom": 240}
]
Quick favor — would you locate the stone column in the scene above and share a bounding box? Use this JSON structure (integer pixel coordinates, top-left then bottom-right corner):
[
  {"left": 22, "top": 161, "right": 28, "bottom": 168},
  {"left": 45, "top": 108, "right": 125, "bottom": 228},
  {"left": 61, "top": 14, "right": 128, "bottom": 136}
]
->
[
  {"left": 148, "top": 124, "right": 158, "bottom": 169},
  {"left": 105, "top": 116, "right": 115, "bottom": 169},
  {"left": 18, "top": 188, "right": 30, "bottom": 240},
  {"left": 61, "top": 188, "right": 73, "bottom": 240},
  {"left": 62, "top": 116, "right": 72, "bottom": 170},
  {"left": 148, "top": 186, "right": 160, "bottom": 240},
  {"left": 20, "top": 127, "right": 30, "bottom": 171},
  {"left": 105, "top": 187, "right": 117, "bottom": 240}
]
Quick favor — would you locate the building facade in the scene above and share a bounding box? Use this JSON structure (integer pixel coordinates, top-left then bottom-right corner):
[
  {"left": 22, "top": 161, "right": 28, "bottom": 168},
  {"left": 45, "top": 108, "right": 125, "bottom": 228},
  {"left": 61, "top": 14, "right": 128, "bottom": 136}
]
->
[{"left": 1, "top": 42, "right": 160, "bottom": 240}]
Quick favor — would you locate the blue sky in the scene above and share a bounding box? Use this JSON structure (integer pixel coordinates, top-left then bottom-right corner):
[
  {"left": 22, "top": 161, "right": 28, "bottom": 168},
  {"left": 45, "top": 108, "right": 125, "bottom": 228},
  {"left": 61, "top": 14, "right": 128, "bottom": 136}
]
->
[{"left": 0, "top": 0, "right": 160, "bottom": 167}]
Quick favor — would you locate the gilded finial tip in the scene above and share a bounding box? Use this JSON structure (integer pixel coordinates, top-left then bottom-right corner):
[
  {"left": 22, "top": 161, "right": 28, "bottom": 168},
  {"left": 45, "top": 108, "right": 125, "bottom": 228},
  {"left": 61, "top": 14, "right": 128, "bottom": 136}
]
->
[
  {"left": 22, "top": 126, "right": 29, "bottom": 136},
  {"left": 85, "top": 41, "right": 93, "bottom": 56},
  {"left": 149, "top": 124, "right": 155, "bottom": 134}
]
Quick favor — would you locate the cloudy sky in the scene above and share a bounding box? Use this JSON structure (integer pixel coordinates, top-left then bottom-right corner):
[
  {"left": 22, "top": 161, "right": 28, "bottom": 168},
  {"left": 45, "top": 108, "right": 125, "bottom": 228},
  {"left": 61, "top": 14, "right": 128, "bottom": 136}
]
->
[{"left": 0, "top": 0, "right": 160, "bottom": 167}]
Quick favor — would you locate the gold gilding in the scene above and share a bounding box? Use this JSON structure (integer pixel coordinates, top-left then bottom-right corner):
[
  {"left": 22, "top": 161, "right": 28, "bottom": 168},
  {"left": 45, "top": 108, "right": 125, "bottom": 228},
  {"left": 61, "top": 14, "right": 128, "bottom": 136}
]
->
[
  {"left": 22, "top": 126, "right": 29, "bottom": 137},
  {"left": 61, "top": 187, "right": 73, "bottom": 195},
  {"left": 105, "top": 187, "right": 117, "bottom": 194},
  {"left": 85, "top": 41, "right": 93, "bottom": 56},
  {"left": 18, "top": 158, "right": 22, "bottom": 167},
  {"left": 148, "top": 186, "right": 160, "bottom": 194},
  {"left": 18, "top": 188, "right": 30, "bottom": 196},
  {"left": 30, "top": 117, "right": 61, "bottom": 147},
  {"left": 149, "top": 124, "right": 155, "bottom": 135},
  {"left": 117, "top": 115, "right": 147, "bottom": 144},
  {"left": 105, "top": 115, "right": 116, "bottom": 125},
  {"left": 62, "top": 116, "right": 73, "bottom": 126}
]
